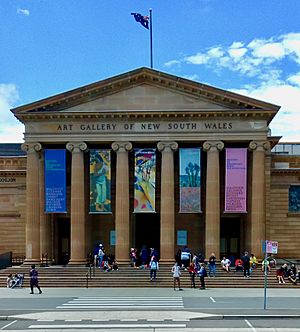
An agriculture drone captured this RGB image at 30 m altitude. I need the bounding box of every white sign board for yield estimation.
[266,240,278,254]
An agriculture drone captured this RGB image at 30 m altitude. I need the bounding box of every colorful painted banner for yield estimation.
[225,148,247,212]
[44,149,67,213]
[134,148,156,212]
[89,149,111,213]
[179,148,201,213]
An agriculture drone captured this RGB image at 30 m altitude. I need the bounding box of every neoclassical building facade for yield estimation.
[1,68,300,265]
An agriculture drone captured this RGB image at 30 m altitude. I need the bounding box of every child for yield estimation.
[188,262,196,288]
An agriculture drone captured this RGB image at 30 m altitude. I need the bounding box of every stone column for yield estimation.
[249,141,270,258]
[157,141,178,263]
[39,153,52,265]
[203,140,224,259]
[112,141,132,263]
[21,142,42,265]
[66,142,87,265]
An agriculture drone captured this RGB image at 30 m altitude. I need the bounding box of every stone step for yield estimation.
[0,265,296,288]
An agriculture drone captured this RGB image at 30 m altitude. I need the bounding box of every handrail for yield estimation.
[86,271,89,288]
[86,264,94,288]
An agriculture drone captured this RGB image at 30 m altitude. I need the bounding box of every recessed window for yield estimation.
[289,185,300,212]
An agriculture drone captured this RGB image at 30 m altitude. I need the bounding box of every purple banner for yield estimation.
[225,148,247,212]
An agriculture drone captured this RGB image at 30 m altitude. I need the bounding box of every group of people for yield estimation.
[129,246,159,269]
[173,248,208,290]
[221,252,258,277]
[129,246,160,281]
[6,273,24,288]
[93,244,119,272]
[276,263,299,285]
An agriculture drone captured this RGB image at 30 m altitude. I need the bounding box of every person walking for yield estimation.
[29,265,42,294]
[97,244,105,268]
[149,255,159,281]
[171,261,183,291]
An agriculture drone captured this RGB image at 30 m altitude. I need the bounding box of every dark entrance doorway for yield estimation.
[134,213,160,254]
[55,218,70,265]
[220,218,241,263]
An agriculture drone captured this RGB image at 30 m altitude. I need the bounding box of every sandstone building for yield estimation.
[0,68,299,265]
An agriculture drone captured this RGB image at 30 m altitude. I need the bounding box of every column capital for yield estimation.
[157,141,178,152]
[21,142,42,154]
[111,141,132,152]
[66,142,87,153]
[203,141,224,152]
[249,140,271,152]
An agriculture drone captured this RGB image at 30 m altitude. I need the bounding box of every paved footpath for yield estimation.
[0,287,300,318]
[1,288,300,331]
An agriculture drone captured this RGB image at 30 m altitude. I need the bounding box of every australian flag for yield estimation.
[131,13,149,29]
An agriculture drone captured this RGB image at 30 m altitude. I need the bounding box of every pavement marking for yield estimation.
[11,310,218,321]
[245,319,257,332]
[0,320,17,330]
[210,296,216,303]
[37,319,54,322]
[28,323,187,329]
[57,296,184,309]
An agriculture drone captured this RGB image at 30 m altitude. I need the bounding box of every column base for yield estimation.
[117,258,130,264]
[68,259,87,266]
[22,258,41,266]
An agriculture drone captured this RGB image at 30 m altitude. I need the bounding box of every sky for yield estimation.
[1,0,300,142]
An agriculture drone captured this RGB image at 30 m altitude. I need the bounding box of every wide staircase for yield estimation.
[0,264,298,288]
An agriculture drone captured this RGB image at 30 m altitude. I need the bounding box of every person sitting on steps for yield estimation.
[221,256,231,272]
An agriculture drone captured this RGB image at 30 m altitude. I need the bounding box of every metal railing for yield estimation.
[12,255,25,266]
[85,263,96,288]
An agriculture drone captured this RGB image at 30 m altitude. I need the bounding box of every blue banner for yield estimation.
[44,149,67,213]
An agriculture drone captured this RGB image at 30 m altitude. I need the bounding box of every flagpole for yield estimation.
[149,8,153,68]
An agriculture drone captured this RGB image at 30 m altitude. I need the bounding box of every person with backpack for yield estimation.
[149,255,159,281]
[97,244,105,268]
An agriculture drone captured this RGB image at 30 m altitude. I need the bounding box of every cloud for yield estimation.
[17,8,30,16]
[164,32,300,141]
[165,32,300,80]
[164,59,181,67]
[231,83,300,142]
[0,84,24,142]
[287,72,300,86]
[182,74,200,81]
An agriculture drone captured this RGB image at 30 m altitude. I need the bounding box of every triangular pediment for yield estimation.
[62,83,228,113]
[11,67,280,123]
